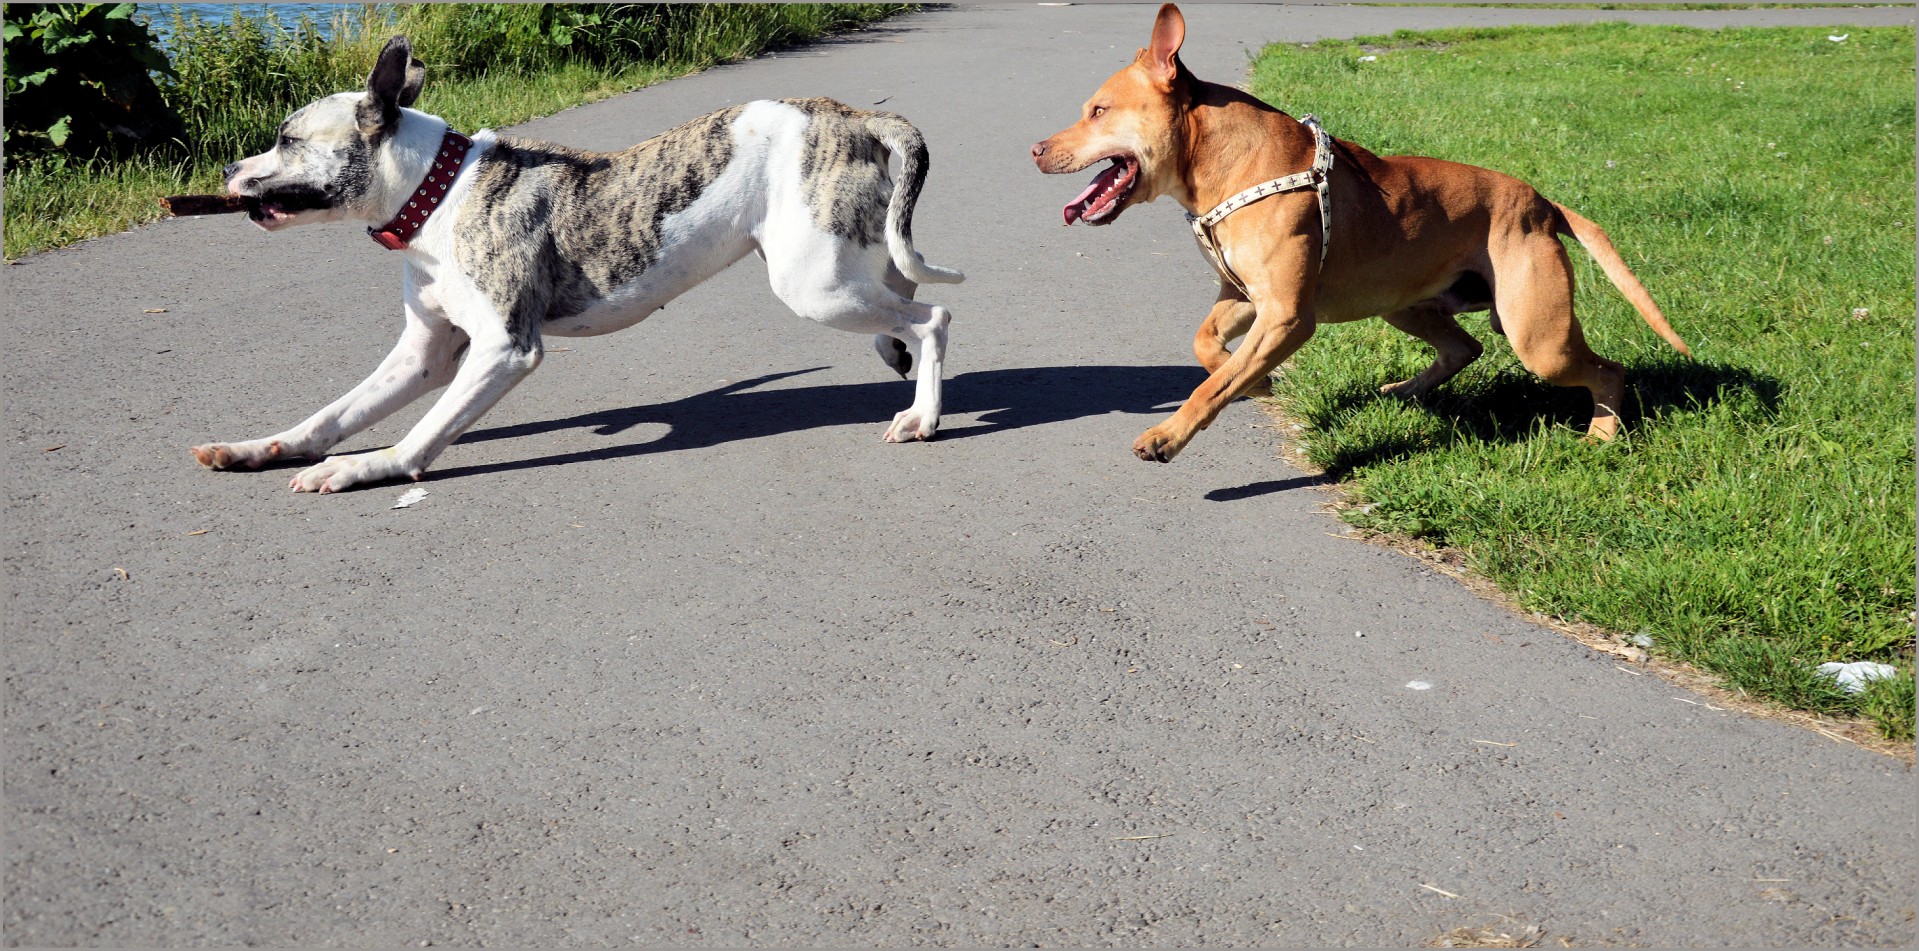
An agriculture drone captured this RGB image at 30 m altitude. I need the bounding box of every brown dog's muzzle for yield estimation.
[1031,139,1062,173]
[1033,133,1141,226]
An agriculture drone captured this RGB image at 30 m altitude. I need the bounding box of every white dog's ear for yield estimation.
[359,35,425,134]
[397,54,426,109]
[1144,3,1185,88]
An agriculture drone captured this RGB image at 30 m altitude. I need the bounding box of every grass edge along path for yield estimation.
[1257,417,1915,761]
[3,4,911,261]
[1244,22,1915,741]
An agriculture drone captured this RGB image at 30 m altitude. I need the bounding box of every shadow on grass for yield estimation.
[1307,356,1780,477]
[428,363,1207,482]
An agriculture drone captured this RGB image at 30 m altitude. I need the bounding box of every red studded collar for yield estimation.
[367,127,473,251]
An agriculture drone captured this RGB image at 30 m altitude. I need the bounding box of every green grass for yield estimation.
[1247,23,1915,740]
[1363,4,1910,10]
[3,3,909,260]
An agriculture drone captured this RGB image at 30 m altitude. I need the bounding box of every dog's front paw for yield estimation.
[1132,426,1187,463]
[883,409,938,443]
[192,438,290,470]
[290,450,414,494]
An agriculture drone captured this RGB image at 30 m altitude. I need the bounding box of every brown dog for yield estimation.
[1032,4,1689,462]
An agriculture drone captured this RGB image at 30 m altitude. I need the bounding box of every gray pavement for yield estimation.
[7,4,1915,947]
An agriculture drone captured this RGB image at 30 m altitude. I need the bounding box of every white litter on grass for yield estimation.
[392,487,429,509]
[1358,55,1378,62]
[1828,34,1849,42]
[1815,661,1899,694]
[1406,680,1433,691]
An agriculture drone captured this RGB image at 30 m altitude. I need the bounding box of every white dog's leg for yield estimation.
[795,291,950,442]
[289,324,539,493]
[882,300,950,442]
[871,266,919,378]
[192,303,467,471]
[767,245,952,442]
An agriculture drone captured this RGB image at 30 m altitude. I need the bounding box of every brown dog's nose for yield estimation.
[1031,141,1049,159]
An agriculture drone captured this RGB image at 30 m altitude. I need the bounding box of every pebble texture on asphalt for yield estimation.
[6,4,1913,946]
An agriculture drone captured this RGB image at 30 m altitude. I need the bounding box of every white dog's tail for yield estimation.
[869,115,965,285]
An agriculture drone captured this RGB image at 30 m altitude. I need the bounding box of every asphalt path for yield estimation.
[7,3,1914,947]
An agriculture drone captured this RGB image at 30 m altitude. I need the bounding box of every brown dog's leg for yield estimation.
[1138,304,1315,462]
[1378,302,1484,400]
[1193,296,1262,393]
[1492,234,1626,441]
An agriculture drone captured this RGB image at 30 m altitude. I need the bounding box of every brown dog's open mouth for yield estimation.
[1063,155,1139,226]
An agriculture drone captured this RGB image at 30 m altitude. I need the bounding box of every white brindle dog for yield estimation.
[194,36,963,493]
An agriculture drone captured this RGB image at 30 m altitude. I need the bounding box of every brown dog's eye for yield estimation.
[1092,106,1107,118]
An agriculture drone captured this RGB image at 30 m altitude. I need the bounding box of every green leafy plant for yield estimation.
[2,3,181,161]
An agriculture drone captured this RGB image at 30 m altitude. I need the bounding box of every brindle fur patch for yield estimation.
[786,97,902,248]
[455,105,745,346]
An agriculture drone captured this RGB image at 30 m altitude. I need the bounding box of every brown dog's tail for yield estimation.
[1551,201,1691,357]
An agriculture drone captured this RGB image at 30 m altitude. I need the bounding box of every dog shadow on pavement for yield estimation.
[1302,356,1780,478]
[431,363,1211,482]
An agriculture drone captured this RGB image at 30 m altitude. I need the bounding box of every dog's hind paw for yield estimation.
[883,409,938,443]
[874,334,912,378]
[1378,378,1420,400]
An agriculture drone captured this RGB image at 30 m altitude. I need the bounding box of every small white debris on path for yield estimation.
[1406,680,1433,691]
[392,487,429,509]
[1815,661,1898,694]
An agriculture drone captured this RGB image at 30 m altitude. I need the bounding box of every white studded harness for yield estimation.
[1185,115,1333,296]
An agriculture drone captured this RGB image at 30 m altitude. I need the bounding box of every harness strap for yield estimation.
[1186,115,1334,295]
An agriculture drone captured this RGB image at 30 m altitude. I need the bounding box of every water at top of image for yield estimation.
[139,3,372,44]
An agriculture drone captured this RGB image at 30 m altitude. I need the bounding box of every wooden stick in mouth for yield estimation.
[159,194,251,216]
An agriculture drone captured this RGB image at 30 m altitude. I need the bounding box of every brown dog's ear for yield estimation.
[358,35,424,134]
[1144,3,1186,88]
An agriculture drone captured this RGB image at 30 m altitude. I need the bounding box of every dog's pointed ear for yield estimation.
[1144,3,1186,88]
[359,35,424,134]
[397,53,426,108]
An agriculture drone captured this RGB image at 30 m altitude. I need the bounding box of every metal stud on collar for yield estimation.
[368,127,473,251]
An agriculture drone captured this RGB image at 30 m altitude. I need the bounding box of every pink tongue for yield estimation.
[1063,164,1122,225]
